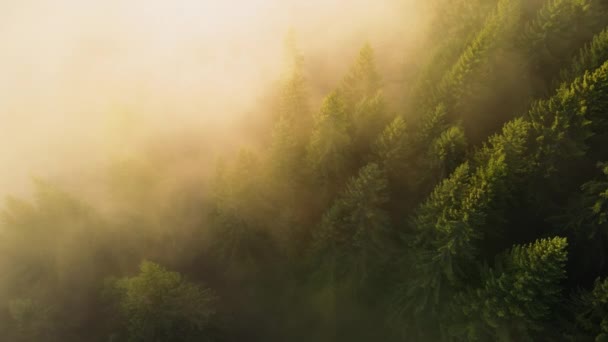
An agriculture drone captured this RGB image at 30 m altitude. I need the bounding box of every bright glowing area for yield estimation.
[2,1,608,340]
[0,0,424,197]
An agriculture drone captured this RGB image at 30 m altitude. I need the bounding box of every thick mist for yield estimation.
[0,0,429,199]
[4,0,608,341]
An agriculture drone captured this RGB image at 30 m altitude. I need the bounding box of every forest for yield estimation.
[3,0,608,341]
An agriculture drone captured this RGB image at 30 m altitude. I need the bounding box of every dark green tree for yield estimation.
[311,163,391,286]
[307,90,352,188]
[572,277,608,341]
[450,237,568,341]
[107,261,220,342]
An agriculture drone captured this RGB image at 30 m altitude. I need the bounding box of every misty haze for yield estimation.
[2,0,608,341]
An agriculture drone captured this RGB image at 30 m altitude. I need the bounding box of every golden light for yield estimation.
[0,0,425,197]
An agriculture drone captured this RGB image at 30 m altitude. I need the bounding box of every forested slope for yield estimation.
[2,0,608,341]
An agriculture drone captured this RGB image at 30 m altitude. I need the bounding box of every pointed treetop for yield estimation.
[342,42,382,102]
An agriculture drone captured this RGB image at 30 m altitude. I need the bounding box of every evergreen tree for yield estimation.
[434,0,523,115]
[450,237,568,341]
[279,29,310,138]
[5,1,608,340]
[7,298,55,342]
[554,162,608,282]
[107,261,220,342]
[350,90,391,162]
[208,151,275,271]
[394,118,531,321]
[269,116,301,183]
[340,44,390,164]
[408,0,501,110]
[373,116,410,182]
[311,163,391,286]
[560,28,608,86]
[341,43,382,108]
[522,0,608,94]
[426,124,468,187]
[0,181,110,340]
[573,277,608,341]
[307,90,352,188]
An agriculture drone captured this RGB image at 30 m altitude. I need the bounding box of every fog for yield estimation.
[5,0,608,340]
[0,0,429,199]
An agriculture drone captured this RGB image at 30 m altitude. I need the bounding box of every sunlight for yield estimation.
[2,0,608,340]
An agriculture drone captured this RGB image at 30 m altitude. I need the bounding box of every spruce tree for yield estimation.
[341,43,382,108]
[560,28,608,86]
[279,29,310,138]
[307,90,352,188]
[107,261,220,342]
[450,237,568,341]
[573,277,608,341]
[311,163,391,286]
[208,150,275,270]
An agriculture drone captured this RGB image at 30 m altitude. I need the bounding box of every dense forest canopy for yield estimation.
[3,0,608,341]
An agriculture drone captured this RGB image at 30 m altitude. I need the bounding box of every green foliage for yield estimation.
[7,298,55,342]
[451,237,568,341]
[428,124,468,180]
[528,60,608,175]
[108,261,220,342]
[338,44,390,165]
[435,0,523,112]
[574,278,608,341]
[563,162,608,238]
[269,116,302,182]
[396,118,531,315]
[561,28,608,85]
[523,0,608,89]
[581,163,608,225]
[208,151,275,268]
[279,29,310,135]
[416,103,449,145]
[307,91,352,185]
[0,181,111,340]
[409,0,500,109]
[350,90,391,159]
[373,116,410,179]
[341,43,381,107]
[5,3,608,341]
[312,163,390,285]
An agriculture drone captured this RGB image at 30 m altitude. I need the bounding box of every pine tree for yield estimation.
[406,0,526,194]
[341,43,381,108]
[554,162,608,281]
[373,116,410,181]
[0,181,108,341]
[269,115,302,186]
[435,0,523,114]
[340,43,389,164]
[399,118,531,313]
[208,150,275,270]
[528,61,608,175]
[390,59,608,339]
[311,163,391,286]
[522,0,608,93]
[427,125,468,185]
[560,28,608,86]
[573,277,608,341]
[279,29,310,137]
[450,237,568,341]
[415,104,449,145]
[307,90,352,187]
[7,298,55,342]
[107,261,220,342]
[350,90,391,162]
[408,0,501,111]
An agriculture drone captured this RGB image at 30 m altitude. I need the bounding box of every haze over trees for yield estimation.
[3,0,608,341]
